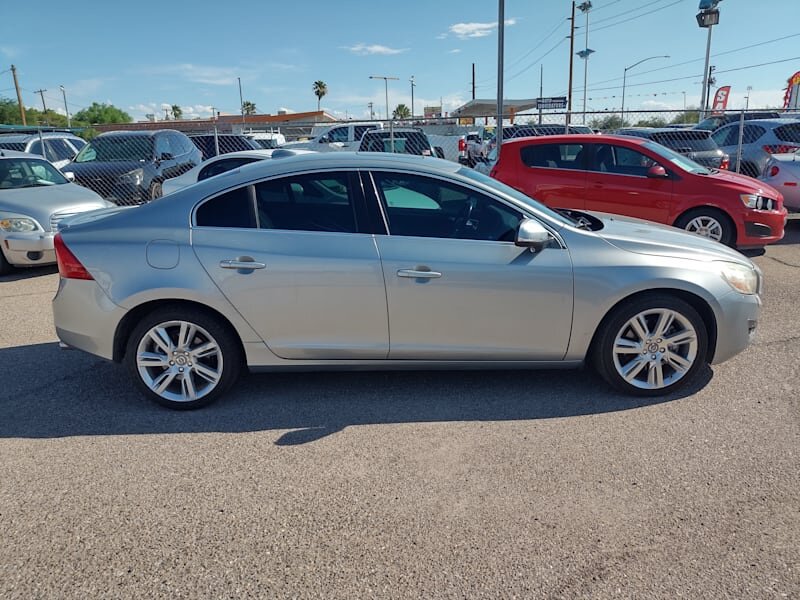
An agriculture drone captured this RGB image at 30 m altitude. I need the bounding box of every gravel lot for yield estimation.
[1,223,798,599]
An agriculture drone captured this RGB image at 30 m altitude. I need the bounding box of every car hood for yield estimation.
[1,183,109,223]
[62,160,148,178]
[592,212,752,266]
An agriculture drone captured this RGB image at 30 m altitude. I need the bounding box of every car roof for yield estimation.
[0,149,47,159]
[98,129,178,138]
[201,149,277,162]
[501,133,645,146]
[0,132,83,142]
[716,118,800,129]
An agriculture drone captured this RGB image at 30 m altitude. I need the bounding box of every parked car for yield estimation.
[0,132,86,169]
[508,124,595,138]
[760,149,800,211]
[489,134,786,248]
[53,152,763,409]
[62,129,202,204]
[283,122,381,152]
[162,149,315,195]
[358,128,443,158]
[0,150,111,274]
[694,111,781,132]
[244,131,286,149]
[613,128,729,170]
[188,134,261,160]
[710,118,800,178]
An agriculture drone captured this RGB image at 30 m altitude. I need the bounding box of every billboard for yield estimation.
[784,71,800,110]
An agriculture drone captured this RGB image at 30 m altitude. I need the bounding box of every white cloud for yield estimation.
[0,45,20,59]
[344,43,408,56]
[448,49,462,54]
[127,102,215,121]
[145,63,245,86]
[448,18,517,40]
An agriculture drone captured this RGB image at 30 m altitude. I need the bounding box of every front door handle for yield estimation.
[220,258,266,270]
[397,269,442,279]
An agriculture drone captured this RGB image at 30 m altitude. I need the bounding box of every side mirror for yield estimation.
[515,218,551,252]
[646,165,668,178]
[318,136,330,143]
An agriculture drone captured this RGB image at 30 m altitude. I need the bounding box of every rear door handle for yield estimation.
[220,259,266,270]
[397,269,442,279]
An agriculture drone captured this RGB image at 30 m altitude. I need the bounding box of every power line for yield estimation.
[592,0,688,33]
[507,37,568,83]
[590,0,671,25]
[506,19,568,70]
[590,0,626,12]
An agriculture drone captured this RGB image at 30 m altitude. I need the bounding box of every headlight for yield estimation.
[0,217,40,233]
[740,194,775,211]
[720,262,759,295]
[118,169,144,186]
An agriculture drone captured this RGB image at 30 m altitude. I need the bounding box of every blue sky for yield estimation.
[1,0,798,122]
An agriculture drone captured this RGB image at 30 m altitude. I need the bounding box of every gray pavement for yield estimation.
[0,223,798,599]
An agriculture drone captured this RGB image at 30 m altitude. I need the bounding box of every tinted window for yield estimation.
[198,157,261,182]
[360,132,432,155]
[0,142,26,152]
[68,137,87,151]
[742,125,766,144]
[774,123,800,143]
[650,132,717,152]
[327,127,349,143]
[28,140,44,156]
[354,125,375,140]
[520,143,586,170]
[711,126,737,147]
[195,186,255,228]
[373,172,522,241]
[45,139,77,161]
[75,136,154,162]
[591,144,657,176]
[254,172,357,233]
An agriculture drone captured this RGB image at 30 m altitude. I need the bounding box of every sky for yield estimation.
[1,0,798,122]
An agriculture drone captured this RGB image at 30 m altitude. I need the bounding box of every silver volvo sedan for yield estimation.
[52,153,762,409]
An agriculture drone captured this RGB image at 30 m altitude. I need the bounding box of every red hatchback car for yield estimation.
[490,134,786,248]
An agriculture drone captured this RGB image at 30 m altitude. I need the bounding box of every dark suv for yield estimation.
[188,134,261,160]
[62,129,202,204]
[694,111,781,132]
[613,127,729,170]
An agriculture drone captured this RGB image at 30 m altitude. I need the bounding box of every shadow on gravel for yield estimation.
[0,265,58,282]
[0,342,712,444]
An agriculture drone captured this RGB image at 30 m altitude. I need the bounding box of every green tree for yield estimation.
[634,116,668,128]
[72,102,132,125]
[670,109,700,125]
[588,114,626,131]
[242,100,257,115]
[313,80,327,111]
[392,103,411,120]
[171,104,183,120]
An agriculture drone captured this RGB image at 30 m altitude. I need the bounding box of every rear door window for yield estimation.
[519,143,586,170]
[589,144,658,176]
[195,186,256,228]
[198,157,262,182]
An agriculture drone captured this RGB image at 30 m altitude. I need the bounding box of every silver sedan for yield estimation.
[52,153,762,409]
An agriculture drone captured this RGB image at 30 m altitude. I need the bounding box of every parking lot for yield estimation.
[0,223,798,598]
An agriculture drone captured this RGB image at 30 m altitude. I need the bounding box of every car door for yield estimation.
[191,170,389,359]
[367,170,573,360]
[581,142,673,223]
[513,141,588,210]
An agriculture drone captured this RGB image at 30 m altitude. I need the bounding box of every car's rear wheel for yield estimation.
[594,294,708,396]
[125,307,242,409]
[674,208,735,247]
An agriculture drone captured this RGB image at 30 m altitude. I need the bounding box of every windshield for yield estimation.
[0,157,69,188]
[457,167,577,228]
[75,136,154,163]
[650,132,717,152]
[642,140,711,174]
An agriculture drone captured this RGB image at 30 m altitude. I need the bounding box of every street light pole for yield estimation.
[621,55,669,125]
[59,85,71,128]
[577,1,593,124]
[496,0,505,146]
[696,1,722,119]
[369,75,398,121]
[409,75,415,120]
[238,76,245,125]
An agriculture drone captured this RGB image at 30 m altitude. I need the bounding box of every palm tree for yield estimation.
[242,101,257,116]
[313,81,328,111]
[392,103,411,120]
[170,104,183,120]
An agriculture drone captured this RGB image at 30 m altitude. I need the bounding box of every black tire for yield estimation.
[593,294,709,397]
[674,207,736,247]
[149,181,163,201]
[0,248,13,276]
[125,306,242,410]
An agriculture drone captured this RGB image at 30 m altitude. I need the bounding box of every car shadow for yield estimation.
[0,342,712,444]
[0,265,58,281]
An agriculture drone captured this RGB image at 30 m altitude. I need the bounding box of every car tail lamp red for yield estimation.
[458,138,466,153]
[769,165,780,177]
[720,155,730,170]
[763,144,800,155]
[54,233,93,280]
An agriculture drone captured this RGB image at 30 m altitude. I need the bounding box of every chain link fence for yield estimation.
[3,108,798,205]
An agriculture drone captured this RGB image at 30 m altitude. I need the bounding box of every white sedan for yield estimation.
[162,149,313,195]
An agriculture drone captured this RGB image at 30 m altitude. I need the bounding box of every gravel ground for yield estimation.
[0,223,798,599]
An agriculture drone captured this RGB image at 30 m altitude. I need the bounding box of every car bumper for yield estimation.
[53,278,125,361]
[1,232,56,266]
[738,208,787,247]
[711,290,761,364]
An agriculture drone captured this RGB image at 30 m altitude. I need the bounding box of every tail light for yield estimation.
[54,233,93,280]
[762,144,800,154]
[769,165,780,177]
[719,154,730,170]
[458,138,466,153]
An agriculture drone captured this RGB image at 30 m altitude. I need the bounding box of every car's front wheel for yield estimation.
[674,207,735,247]
[125,307,242,409]
[594,294,709,396]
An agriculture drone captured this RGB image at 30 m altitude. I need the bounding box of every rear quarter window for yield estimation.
[774,123,800,143]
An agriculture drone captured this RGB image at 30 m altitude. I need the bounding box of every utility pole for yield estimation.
[369,75,398,122]
[539,65,544,125]
[368,102,374,120]
[238,76,245,124]
[409,76,416,120]
[496,0,505,146]
[11,65,26,125]
[567,0,576,125]
[471,63,476,100]
[577,1,594,124]
[34,88,48,113]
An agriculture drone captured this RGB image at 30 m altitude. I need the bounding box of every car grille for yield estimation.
[50,211,82,232]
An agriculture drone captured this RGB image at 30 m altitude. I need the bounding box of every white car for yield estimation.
[162,149,313,195]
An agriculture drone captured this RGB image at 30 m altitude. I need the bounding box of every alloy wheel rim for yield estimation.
[612,308,698,390]
[685,216,723,241]
[136,320,223,402]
